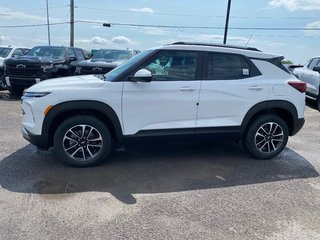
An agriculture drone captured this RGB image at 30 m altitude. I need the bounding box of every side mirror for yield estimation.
[313,66,320,73]
[129,69,152,82]
[68,56,77,62]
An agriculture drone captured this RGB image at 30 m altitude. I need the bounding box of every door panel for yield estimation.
[122,50,201,135]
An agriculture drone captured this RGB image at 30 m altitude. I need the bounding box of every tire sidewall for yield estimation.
[244,115,289,159]
[54,115,111,167]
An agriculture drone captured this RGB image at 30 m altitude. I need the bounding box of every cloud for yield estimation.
[129,8,154,14]
[112,36,132,44]
[268,0,320,11]
[304,21,320,36]
[0,35,8,43]
[75,36,110,45]
[141,27,168,36]
[0,7,59,21]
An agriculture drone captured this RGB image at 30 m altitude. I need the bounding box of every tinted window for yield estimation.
[74,49,85,61]
[0,47,12,58]
[26,47,65,59]
[66,48,76,58]
[207,53,250,80]
[12,49,24,56]
[307,58,320,70]
[143,50,198,81]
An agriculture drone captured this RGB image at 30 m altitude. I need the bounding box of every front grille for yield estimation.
[80,66,114,75]
[6,63,43,78]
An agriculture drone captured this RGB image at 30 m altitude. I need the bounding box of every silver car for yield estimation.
[293,56,320,111]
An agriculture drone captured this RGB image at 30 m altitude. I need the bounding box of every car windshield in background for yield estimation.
[0,47,12,58]
[92,49,132,61]
[105,50,152,82]
[26,47,65,59]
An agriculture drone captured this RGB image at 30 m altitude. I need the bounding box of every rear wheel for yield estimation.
[243,114,289,159]
[316,94,320,111]
[54,115,111,167]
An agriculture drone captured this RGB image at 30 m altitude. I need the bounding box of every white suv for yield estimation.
[21,42,306,167]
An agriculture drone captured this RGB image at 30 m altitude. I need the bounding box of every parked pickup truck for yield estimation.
[0,46,30,90]
[4,46,85,95]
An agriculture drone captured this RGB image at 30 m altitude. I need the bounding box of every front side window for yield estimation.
[307,58,319,70]
[207,53,251,80]
[74,49,85,61]
[143,50,198,81]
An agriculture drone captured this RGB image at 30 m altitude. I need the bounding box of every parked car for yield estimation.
[293,56,320,110]
[21,42,306,167]
[75,49,140,75]
[4,46,85,95]
[0,46,30,90]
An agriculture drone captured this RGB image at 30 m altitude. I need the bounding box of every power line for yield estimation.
[1,20,320,32]
[75,6,320,20]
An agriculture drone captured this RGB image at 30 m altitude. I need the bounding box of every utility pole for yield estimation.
[223,0,232,44]
[46,0,51,45]
[70,0,74,47]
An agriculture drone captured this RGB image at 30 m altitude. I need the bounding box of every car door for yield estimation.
[122,50,201,135]
[196,52,268,129]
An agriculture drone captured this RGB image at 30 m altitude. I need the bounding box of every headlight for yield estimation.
[41,64,54,72]
[22,92,51,99]
[75,66,81,74]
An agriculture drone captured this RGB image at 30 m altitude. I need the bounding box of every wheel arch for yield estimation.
[42,100,123,149]
[241,100,299,136]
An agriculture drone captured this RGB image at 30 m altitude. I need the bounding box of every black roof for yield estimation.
[169,42,261,52]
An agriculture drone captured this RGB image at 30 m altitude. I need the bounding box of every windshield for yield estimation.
[105,50,153,82]
[92,49,132,61]
[0,47,12,58]
[26,46,65,59]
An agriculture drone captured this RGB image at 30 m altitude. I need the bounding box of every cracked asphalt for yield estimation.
[0,90,320,240]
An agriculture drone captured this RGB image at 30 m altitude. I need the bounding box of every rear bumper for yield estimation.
[291,118,305,136]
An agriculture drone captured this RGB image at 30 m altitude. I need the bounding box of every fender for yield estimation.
[241,100,300,135]
[42,100,123,148]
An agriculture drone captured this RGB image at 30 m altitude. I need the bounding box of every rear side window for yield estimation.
[206,53,251,80]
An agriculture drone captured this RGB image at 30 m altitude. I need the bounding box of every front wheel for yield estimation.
[54,115,111,167]
[243,115,289,159]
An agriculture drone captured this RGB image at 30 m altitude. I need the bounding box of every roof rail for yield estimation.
[169,42,261,52]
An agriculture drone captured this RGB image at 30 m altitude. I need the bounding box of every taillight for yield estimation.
[288,81,306,93]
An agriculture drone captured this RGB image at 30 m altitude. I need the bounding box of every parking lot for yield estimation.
[0,90,320,240]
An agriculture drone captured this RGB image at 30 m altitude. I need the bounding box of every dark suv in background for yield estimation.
[4,46,85,95]
[75,49,140,75]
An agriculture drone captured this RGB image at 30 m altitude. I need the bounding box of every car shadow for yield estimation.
[0,142,318,204]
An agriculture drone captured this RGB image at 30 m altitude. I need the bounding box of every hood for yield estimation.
[6,55,65,64]
[26,75,106,92]
[77,59,126,67]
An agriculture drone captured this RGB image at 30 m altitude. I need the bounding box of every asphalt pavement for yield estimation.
[0,91,319,240]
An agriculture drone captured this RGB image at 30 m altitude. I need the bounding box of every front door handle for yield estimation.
[180,86,195,92]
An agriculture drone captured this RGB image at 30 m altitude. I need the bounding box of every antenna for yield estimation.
[245,34,253,47]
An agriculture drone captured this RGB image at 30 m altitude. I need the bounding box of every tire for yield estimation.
[7,86,24,96]
[243,114,289,159]
[54,115,112,167]
[316,94,320,112]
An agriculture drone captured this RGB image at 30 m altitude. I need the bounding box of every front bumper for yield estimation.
[21,126,50,150]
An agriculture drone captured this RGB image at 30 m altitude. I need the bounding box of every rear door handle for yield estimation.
[180,86,195,92]
[249,86,263,91]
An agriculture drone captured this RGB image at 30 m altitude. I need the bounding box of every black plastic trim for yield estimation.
[39,100,123,149]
